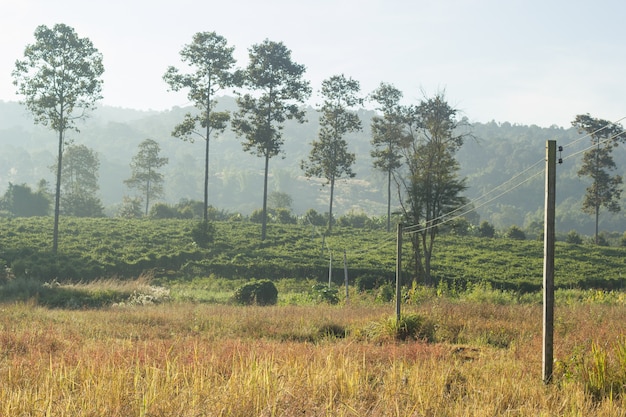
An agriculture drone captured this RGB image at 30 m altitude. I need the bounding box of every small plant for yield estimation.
[366,313,436,342]
[310,284,339,304]
[232,280,278,306]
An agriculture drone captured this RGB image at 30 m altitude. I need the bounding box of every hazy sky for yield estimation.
[1,0,624,128]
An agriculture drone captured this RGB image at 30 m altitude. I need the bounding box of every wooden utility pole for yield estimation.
[543,140,557,384]
[396,223,403,323]
[343,250,349,301]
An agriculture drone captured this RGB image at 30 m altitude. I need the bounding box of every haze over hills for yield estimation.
[1,98,626,236]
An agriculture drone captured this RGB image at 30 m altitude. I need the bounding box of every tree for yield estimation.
[268,191,293,210]
[572,114,626,244]
[232,39,311,240]
[0,183,50,217]
[369,82,408,232]
[398,93,469,285]
[301,74,361,233]
[163,32,237,222]
[125,139,168,216]
[55,144,104,217]
[12,23,104,252]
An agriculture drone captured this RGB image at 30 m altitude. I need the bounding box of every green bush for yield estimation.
[232,280,278,306]
[506,225,526,240]
[310,284,339,304]
[566,230,583,245]
[478,221,495,238]
[191,220,215,248]
[355,273,381,292]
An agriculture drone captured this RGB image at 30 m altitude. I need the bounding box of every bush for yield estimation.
[149,203,178,219]
[506,225,526,240]
[355,274,381,292]
[310,284,339,304]
[191,220,215,248]
[232,280,278,306]
[566,230,583,245]
[478,221,495,238]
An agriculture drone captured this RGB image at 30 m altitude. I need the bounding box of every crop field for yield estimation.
[2,217,626,415]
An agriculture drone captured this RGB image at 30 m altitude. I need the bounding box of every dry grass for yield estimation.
[1,300,626,416]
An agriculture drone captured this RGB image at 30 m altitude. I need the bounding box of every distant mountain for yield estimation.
[1,98,625,235]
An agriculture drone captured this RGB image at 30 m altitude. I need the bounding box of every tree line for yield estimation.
[9,24,626,285]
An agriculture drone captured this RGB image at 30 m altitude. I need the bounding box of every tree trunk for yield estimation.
[204,91,211,222]
[328,176,335,233]
[261,152,269,241]
[52,127,63,254]
[386,168,391,232]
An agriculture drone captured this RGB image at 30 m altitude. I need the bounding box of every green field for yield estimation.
[1,217,625,291]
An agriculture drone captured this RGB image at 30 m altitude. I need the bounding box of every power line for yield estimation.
[562,129,626,163]
[402,157,545,233]
[561,116,626,151]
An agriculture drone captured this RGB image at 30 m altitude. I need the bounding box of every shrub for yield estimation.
[478,221,495,238]
[566,230,583,245]
[337,212,370,229]
[274,208,297,224]
[310,284,339,304]
[232,280,278,306]
[506,225,526,240]
[149,203,178,219]
[191,220,215,248]
[376,283,395,302]
[355,274,381,292]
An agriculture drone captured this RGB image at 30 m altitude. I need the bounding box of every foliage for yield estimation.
[232,39,311,240]
[12,23,104,253]
[355,273,382,292]
[399,93,470,285]
[572,114,626,244]
[163,31,237,221]
[52,144,104,217]
[366,313,436,342]
[191,220,215,248]
[310,284,339,304]
[369,82,407,232]
[478,220,495,238]
[301,208,326,227]
[505,225,526,240]
[0,183,50,217]
[125,139,168,216]
[301,74,361,232]
[566,230,583,244]
[232,279,278,306]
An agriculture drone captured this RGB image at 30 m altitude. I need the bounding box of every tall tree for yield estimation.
[572,114,626,244]
[232,39,311,240]
[369,82,408,232]
[55,144,104,217]
[163,32,237,222]
[124,139,169,216]
[301,74,361,233]
[0,183,50,217]
[398,93,469,285]
[12,23,104,252]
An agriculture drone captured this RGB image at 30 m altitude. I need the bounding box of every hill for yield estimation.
[1,98,626,235]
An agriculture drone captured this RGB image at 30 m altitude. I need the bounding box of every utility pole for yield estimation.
[543,140,557,384]
[396,223,403,323]
[343,250,349,301]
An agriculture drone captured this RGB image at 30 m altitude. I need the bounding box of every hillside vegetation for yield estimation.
[3,100,626,235]
[1,217,625,296]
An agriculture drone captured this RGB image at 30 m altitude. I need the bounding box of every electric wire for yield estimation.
[404,168,545,236]
[562,129,626,162]
[561,116,626,151]
[402,157,545,233]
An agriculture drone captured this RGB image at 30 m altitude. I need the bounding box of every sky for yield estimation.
[1,0,624,128]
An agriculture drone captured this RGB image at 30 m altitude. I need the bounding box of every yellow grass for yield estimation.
[1,300,626,416]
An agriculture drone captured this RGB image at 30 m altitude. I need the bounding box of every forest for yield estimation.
[1,98,624,237]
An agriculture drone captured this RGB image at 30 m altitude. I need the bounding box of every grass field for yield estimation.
[2,286,626,416]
